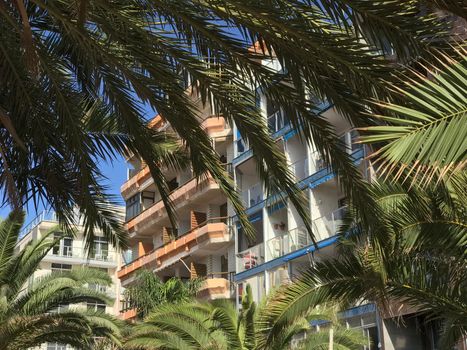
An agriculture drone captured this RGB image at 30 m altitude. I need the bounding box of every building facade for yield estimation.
[117,52,461,348]
[117,88,236,320]
[16,210,123,350]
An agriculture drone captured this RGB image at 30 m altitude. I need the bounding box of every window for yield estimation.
[266,99,289,134]
[125,194,141,220]
[91,237,109,261]
[87,301,106,312]
[52,233,73,257]
[51,263,72,273]
[88,268,108,293]
[50,303,69,314]
[47,343,67,350]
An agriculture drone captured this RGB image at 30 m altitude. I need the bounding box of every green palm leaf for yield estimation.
[361,49,467,186]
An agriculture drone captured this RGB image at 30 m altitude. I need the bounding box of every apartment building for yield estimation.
[230,78,377,348]
[117,45,459,346]
[117,91,236,320]
[16,210,123,350]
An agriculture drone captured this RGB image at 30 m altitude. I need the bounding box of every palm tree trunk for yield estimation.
[329,327,334,350]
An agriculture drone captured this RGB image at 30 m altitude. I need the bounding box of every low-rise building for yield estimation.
[16,210,123,350]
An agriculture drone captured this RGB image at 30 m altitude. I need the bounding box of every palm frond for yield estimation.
[361,48,467,186]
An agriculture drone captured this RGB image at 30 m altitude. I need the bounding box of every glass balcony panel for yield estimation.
[266,226,312,262]
[235,138,249,156]
[312,206,347,241]
[267,110,289,134]
[289,158,309,181]
[241,183,263,208]
[236,243,265,273]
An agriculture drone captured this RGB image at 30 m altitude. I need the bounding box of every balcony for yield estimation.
[236,242,265,273]
[43,246,118,267]
[118,218,230,280]
[198,272,234,300]
[241,183,263,208]
[200,115,227,134]
[266,226,313,260]
[120,299,137,320]
[311,206,347,242]
[289,158,309,182]
[268,109,291,137]
[121,167,151,200]
[236,206,347,272]
[122,116,227,199]
[125,175,220,234]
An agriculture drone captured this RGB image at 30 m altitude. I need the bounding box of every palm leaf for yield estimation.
[361,48,467,186]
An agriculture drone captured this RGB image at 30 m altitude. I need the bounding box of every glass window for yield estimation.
[52,233,73,257]
[125,194,140,220]
[51,263,72,273]
[87,301,106,312]
[91,237,109,261]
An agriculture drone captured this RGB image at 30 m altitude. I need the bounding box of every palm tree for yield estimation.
[123,269,203,319]
[125,284,366,349]
[0,210,122,350]
[361,48,467,186]
[261,177,467,348]
[0,1,459,247]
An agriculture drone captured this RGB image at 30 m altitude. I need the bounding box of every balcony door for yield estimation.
[91,237,109,260]
[52,233,73,257]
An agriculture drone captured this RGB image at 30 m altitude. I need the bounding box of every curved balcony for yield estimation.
[125,175,220,234]
[201,115,227,134]
[198,273,234,300]
[118,218,230,280]
[121,167,151,200]
[121,116,227,199]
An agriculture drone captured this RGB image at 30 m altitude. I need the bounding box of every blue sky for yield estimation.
[0,156,128,224]
[0,100,156,225]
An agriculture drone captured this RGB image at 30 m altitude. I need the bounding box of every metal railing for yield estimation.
[266,226,312,260]
[120,216,230,269]
[19,210,57,241]
[235,138,249,157]
[311,206,347,242]
[48,246,117,263]
[237,207,348,269]
[236,242,265,273]
[289,158,309,181]
[241,183,263,208]
[120,298,136,314]
[267,109,289,134]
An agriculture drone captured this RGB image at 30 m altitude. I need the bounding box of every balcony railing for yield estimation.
[236,206,347,271]
[241,183,263,208]
[267,109,290,134]
[19,210,57,240]
[266,226,312,260]
[312,206,347,241]
[235,138,249,157]
[289,158,309,181]
[119,217,230,278]
[48,247,116,263]
[236,242,265,273]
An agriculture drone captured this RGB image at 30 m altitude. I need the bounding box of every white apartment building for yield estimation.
[16,210,123,350]
[117,47,458,347]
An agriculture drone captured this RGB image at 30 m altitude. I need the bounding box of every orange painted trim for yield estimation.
[148,114,164,129]
[125,175,218,232]
[118,222,228,280]
[198,278,230,299]
[201,116,226,134]
[121,116,226,199]
[120,166,151,199]
[121,308,137,320]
